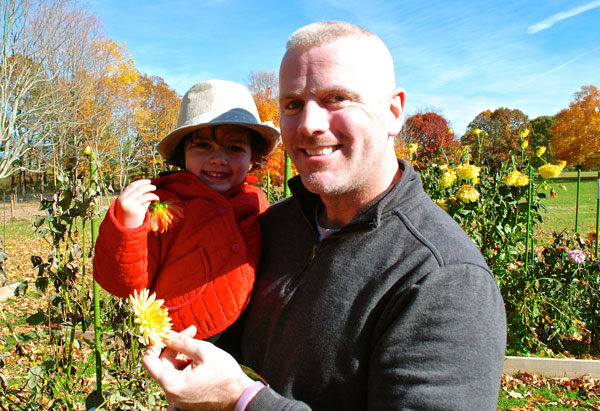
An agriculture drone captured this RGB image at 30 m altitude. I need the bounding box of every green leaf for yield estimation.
[14,281,28,296]
[35,277,48,294]
[26,309,46,325]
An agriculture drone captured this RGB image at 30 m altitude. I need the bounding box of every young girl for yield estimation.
[93,79,279,340]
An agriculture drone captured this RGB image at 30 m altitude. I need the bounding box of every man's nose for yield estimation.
[297,100,328,136]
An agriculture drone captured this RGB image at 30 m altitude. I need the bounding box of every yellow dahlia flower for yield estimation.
[434,198,447,211]
[129,289,172,349]
[440,169,457,188]
[456,164,481,180]
[473,128,481,136]
[504,170,529,187]
[536,146,547,157]
[538,164,563,179]
[149,199,184,234]
[558,160,567,170]
[519,129,530,139]
[457,184,480,202]
[521,140,529,149]
[407,143,418,155]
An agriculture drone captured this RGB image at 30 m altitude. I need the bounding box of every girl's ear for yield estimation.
[387,86,405,138]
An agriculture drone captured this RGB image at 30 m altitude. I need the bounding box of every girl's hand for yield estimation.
[115,179,160,228]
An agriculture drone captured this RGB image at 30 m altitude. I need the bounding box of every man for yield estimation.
[143,21,507,410]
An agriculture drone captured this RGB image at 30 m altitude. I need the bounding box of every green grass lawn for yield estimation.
[538,170,599,238]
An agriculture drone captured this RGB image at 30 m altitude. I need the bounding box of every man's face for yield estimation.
[279,38,403,200]
[184,125,252,193]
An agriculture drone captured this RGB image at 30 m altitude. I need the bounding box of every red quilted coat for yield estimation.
[93,171,268,340]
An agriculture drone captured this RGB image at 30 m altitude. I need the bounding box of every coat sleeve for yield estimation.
[93,199,160,298]
[367,263,506,411]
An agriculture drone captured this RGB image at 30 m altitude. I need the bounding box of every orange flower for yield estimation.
[149,199,184,234]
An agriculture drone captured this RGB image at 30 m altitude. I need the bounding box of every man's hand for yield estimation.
[115,179,159,228]
[143,326,254,411]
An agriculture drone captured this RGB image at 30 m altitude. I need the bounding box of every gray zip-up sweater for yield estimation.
[243,160,506,410]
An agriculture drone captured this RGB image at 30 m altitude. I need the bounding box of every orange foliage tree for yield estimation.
[551,85,600,169]
[245,70,294,185]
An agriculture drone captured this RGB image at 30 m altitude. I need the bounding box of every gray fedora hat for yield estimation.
[157,79,280,162]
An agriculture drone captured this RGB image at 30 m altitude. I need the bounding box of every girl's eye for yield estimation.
[229,145,247,152]
[191,141,211,150]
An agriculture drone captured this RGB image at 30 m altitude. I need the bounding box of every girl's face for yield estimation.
[184,125,253,193]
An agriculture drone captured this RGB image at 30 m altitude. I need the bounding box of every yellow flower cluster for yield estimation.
[457,184,480,202]
[456,164,481,181]
[536,146,547,157]
[407,143,418,155]
[129,289,172,349]
[434,198,447,211]
[440,168,457,188]
[538,161,566,179]
[503,170,529,187]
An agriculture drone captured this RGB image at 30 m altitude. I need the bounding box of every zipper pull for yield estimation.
[307,244,318,264]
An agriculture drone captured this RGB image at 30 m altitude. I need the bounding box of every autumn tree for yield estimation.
[399,112,459,165]
[551,85,600,169]
[530,116,555,151]
[461,107,529,169]
[0,0,102,182]
[245,70,293,184]
[133,74,180,176]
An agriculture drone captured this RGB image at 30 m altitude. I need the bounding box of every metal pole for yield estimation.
[575,169,581,232]
[284,151,292,198]
[595,171,599,259]
[266,171,271,205]
[2,192,5,246]
[525,166,533,271]
[88,150,103,406]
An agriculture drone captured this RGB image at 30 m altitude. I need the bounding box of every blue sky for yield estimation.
[89,0,600,135]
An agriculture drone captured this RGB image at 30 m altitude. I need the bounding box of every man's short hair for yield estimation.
[286,21,379,50]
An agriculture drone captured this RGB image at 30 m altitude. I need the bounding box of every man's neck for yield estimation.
[318,165,402,229]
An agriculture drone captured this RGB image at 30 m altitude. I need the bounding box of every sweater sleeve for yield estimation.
[93,199,159,298]
[367,263,506,410]
[247,387,311,411]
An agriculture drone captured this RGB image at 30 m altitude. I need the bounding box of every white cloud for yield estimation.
[528,0,600,33]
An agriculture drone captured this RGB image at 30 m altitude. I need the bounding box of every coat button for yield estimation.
[231,243,241,252]
[217,206,227,215]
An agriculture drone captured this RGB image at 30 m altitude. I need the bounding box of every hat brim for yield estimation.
[157,110,281,163]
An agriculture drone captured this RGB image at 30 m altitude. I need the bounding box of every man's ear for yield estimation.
[387,87,405,138]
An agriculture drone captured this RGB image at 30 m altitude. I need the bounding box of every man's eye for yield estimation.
[285,100,303,111]
[332,95,346,103]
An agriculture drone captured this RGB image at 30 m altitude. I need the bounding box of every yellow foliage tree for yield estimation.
[133,75,181,176]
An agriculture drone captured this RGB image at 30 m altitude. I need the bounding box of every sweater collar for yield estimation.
[290,159,423,232]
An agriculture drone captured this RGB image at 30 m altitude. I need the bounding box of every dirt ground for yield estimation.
[1,198,45,220]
